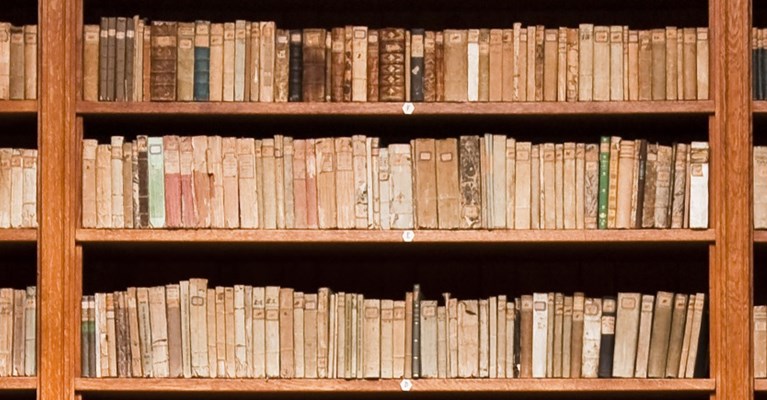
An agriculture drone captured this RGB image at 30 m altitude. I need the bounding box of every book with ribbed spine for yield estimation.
[193,21,210,101]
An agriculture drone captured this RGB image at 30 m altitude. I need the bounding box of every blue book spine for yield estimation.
[194,47,210,101]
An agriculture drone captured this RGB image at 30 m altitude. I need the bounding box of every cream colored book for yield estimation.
[458,300,479,377]
[362,299,380,378]
[259,22,275,102]
[555,145,564,229]
[251,287,265,378]
[613,293,641,377]
[578,24,594,101]
[420,300,438,377]
[207,136,225,228]
[531,145,540,229]
[628,30,639,100]
[317,288,330,378]
[514,142,532,228]
[616,140,635,229]
[274,136,285,229]
[237,138,258,228]
[526,26,537,102]
[352,135,368,229]
[592,26,610,101]
[543,29,557,101]
[553,293,564,377]
[581,297,602,378]
[496,295,507,378]
[380,299,394,378]
[557,27,567,101]
[187,279,208,378]
[633,294,655,377]
[546,293,555,377]
[80,141,97,228]
[177,22,195,101]
[696,28,709,99]
[506,300,517,378]
[542,143,556,229]
[264,286,280,378]
[278,288,294,378]
[677,294,696,377]
[366,137,379,229]
[389,144,414,229]
[283,137,295,229]
[352,27,367,101]
[437,305,447,377]
[609,26,624,100]
[233,20,246,101]
[532,293,548,378]
[224,288,235,378]
[516,25,528,101]
[684,293,705,378]
[327,293,337,378]
[562,143,576,229]
[233,285,247,378]
[222,23,236,101]
[689,142,709,229]
[148,287,169,377]
[756,306,767,378]
[562,296,573,377]
[291,292,304,378]
[302,294,317,378]
[467,29,479,101]
[503,28,515,101]
[665,27,678,100]
[478,299,489,377]
[445,295,458,378]
[392,299,406,378]
[334,137,354,229]
[214,288,225,377]
[222,138,240,228]
[489,297,497,378]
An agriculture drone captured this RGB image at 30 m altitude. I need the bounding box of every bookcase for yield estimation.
[20,1,752,400]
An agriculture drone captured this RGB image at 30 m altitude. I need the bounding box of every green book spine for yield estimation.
[597,136,610,229]
[148,137,166,228]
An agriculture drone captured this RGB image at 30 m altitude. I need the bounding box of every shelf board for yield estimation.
[754,230,767,243]
[74,378,715,394]
[0,377,36,390]
[76,100,715,117]
[756,379,767,391]
[0,229,36,242]
[75,229,715,244]
[0,100,37,115]
[754,101,767,113]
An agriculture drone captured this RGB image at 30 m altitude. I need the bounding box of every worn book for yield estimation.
[150,22,177,101]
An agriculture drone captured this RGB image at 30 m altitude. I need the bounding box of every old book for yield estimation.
[18,25,33,98]
[519,295,533,377]
[676,29,683,99]
[302,29,326,102]
[360,299,380,378]
[664,27,678,100]
[0,23,10,100]
[234,286,247,377]
[379,28,405,101]
[465,29,479,101]
[20,150,35,228]
[22,287,34,377]
[343,26,353,102]
[664,293,688,377]
[368,30,380,101]
[223,24,237,101]
[647,291,674,377]
[435,32,445,101]
[478,29,490,101]
[214,288,225,376]
[689,142,709,229]
[252,287,265,378]
[190,136,210,227]
[81,140,97,227]
[532,26,544,101]
[578,24,594,101]
[458,300,479,377]
[389,144,414,229]
[444,30,468,101]
[559,142,575,228]
[597,297,616,378]
[115,293,131,377]
[0,289,12,376]
[654,145,673,228]
[186,279,208,377]
[291,140,307,228]
[121,143,133,229]
[561,296,573,377]
[148,286,169,377]
[756,306,767,378]
[651,29,666,100]
[479,299,489,378]
[278,288,294,378]
[574,143,586,228]
[11,290,24,376]
[552,294,564,377]
[0,149,9,228]
[637,30,652,100]
[222,138,240,228]
[113,18,127,101]
[136,288,152,377]
[161,136,180,228]
[235,138,256,228]
[274,30,289,102]
[505,138,517,229]
[374,299,391,378]
[233,22,247,101]
[615,140,634,228]
[264,286,280,378]
[611,293,641,377]
[564,28,578,101]
[302,293,317,378]
[531,145,541,229]
[142,23,151,101]
[95,144,111,228]
[9,150,21,228]
[678,295,696,377]
[83,25,100,101]
[208,23,223,101]
[247,23,260,101]
[259,138,276,229]
[609,26,624,100]
[176,22,194,101]
[305,139,319,228]
[490,135,507,228]
[480,136,491,228]
[410,28,425,102]
[501,28,514,101]
[554,28,567,101]
[627,30,639,100]
[542,143,556,228]
[606,137,621,228]
[81,297,91,377]
[317,288,330,378]
[640,144,658,227]
[259,22,275,102]
[581,297,602,378]
[334,137,354,229]
[684,293,706,378]
[150,22,177,101]
[592,26,609,101]
[459,136,481,228]
[412,138,437,228]
[634,294,655,377]
[681,28,697,99]
[109,137,124,228]
[526,26,537,101]
[223,288,235,377]
[542,29,557,101]
[517,25,529,101]
[288,30,302,102]
[696,28,709,99]
[514,142,532,229]
[206,136,224,228]
[7,26,23,100]
[166,285,182,377]
[670,143,688,228]
[432,138,458,229]
[447,296,459,378]
[315,138,337,229]
[595,138,609,229]
[349,135,367,229]
[193,21,210,101]
[330,28,344,101]
[485,29,503,101]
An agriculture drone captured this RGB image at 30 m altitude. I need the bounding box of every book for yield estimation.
[647,291,674,377]
[597,297,616,377]
[150,22,177,101]
[613,293,641,377]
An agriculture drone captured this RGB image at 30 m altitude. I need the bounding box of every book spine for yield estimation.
[411,29,425,102]
[193,21,211,101]
[597,137,610,229]
[597,297,616,377]
[289,30,302,102]
[150,22,178,101]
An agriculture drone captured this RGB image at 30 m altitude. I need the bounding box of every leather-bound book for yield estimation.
[11,290,24,376]
[114,18,127,101]
[81,297,91,377]
[302,29,326,102]
[367,30,379,101]
[533,26,544,101]
[142,24,151,101]
[193,21,210,101]
[362,299,381,378]
[640,143,658,227]
[275,30,290,102]
[596,137,610,229]
[435,32,445,101]
[163,136,182,228]
[597,297,616,377]
[209,23,223,101]
[135,136,149,227]
[578,24,594,101]
[104,19,116,101]
[519,295,533,378]
[637,30,652,100]
[208,136,225,228]
[653,145,672,228]
[176,22,194,101]
[96,19,108,101]
[379,28,406,101]
[288,30,302,102]
[606,136,620,228]
[531,293,547,378]
[459,135,481,228]
[647,291,673,377]
[150,21,178,101]
[670,143,688,228]
[0,24,10,100]
[83,25,99,101]
[343,26,353,101]
[330,28,344,101]
[115,292,131,377]
[120,143,132,229]
[411,29,425,101]
[414,138,437,228]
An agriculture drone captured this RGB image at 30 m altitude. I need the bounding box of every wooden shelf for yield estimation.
[0,100,37,115]
[76,100,715,117]
[75,229,715,244]
[0,229,36,242]
[0,377,36,391]
[754,230,767,243]
[754,101,767,113]
[755,379,767,392]
[74,378,715,394]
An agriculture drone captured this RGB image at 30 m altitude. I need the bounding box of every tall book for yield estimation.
[193,21,211,101]
[578,24,594,101]
[379,28,406,101]
[150,22,178,101]
[597,297,616,378]
[581,297,602,378]
[647,291,674,377]
[612,293,641,377]
[444,30,468,101]
[414,138,437,228]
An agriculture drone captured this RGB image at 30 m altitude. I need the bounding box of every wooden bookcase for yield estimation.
[16,1,752,400]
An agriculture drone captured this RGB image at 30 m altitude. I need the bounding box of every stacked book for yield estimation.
[80,281,706,379]
[0,24,36,100]
[753,28,767,100]
[0,287,37,377]
[81,135,709,230]
[0,148,38,228]
[83,18,710,103]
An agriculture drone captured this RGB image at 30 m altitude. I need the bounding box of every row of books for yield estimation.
[0,149,38,229]
[80,135,709,230]
[0,287,37,377]
[83,18,710,103]
[753,28,767,100]
[0,24,36,100]
[80,281,706,379]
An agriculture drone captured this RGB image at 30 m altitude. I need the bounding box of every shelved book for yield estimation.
[753,28,767,100]
[755,305,767,377]
[753,146,767,228]
[80,135,709,230]
[80,281,707,379]
[0,287,36,377]
[0,148,38,228]
[0,23,36,100]
[82,19,710,103]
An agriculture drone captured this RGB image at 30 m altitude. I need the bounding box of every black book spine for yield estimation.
[98,18,109,101]
[513,301,521,377]
[754,46,759,99]
[635,139,648,227]
[597,297,616,378]
[289,30,303,102]
[410,29,425,102]
[693,304,709,378]
[106,17,117,101]
[137,136,150,228]
[761,46,767,101]
[412,284,422,378]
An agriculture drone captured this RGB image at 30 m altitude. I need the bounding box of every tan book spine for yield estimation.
[756,306,767,378]
[204,289,215,377]
[664,293,688,377]
[637,30,652,100]
[676,29,683,99]
[678,295,696,377]
[164,285,182,377]
[696,28,709,99]
[302,294,317,378]
[592,26,610,101]
[259,139,276,229]
[627,30,639,100]
[378,148,390,229]
[671,143,688,228]
[633,294,655,377]
[543,29,559,101]
[148,287,169,377]
[192,136,211,227]
[552,293,564,377]
[518,26,529,101]
[556,28,567,101]
[575,143,586,228]
[489,29,503,101]
[515,142,532,228]
[81,140,98,228]
[562,142,576,229]
[291,292,304,378]
[141,25,151,101]
[223,287,235,378]
[179,282,192,378]
[214,288,225,377]
[367,138,378,228]
[578,24,594,101]
[505,138,517,228]
[525,26,536,102]
[350,135,367,229]
[607,136,621,228]
[562,296,573,377]
[531,145,541,229]
[404,292,413,378]
[665,27,678,100]
[317,288,330,378]
[613,293,641,377]
[457,300,479,378]
[444,30,468,101]
[377,300,393,378]
[9,26,24,100]
[273,29,289,102]
[647,291,674,377]
[176,22,194,101]
[252,287,265,378]
[682,28,697,100]
[264,286,280,378]
[233,21,246,101]
[490,135,507,228]
[361,299,380,378]
[248,23,260,101]
[221,138,239,228]
[480,136,491,228]
[259,22,275,102]
[0,149,11,228]
[684,294,705,377]
[343,26,353,102]
[390,143,414,229]
[496,296,507,378]
[414,138,437,228]
[437,305,447,377]
[273,138,285,229]
[609,26,624,100]
[278,288,294,378]
[479,299,489,378]
[477,29,490,101]
[569,293,585,377]
[208,23,223,101]
[83,25,100,101]
[207,136,224,228]
[334,137,354,229]
[95,144,112,228]
[234,286,247,377]
[187,279,208,377]
[305,139,318,228]
[616,140,635,229]
[435,32,445,101]
[292,140,307,228]
[581,297,602,378]
[367,30,380,101]
[9,150,21,228]
[541,143,555,229]
[221,23,237,101]
[315,138,337,229]
[284,137,295,229]
[532,26,544,101]
[519,295,533,377]
[352,27,367,102]
[651,29,666,100]
[566,28,579,101]
[653,145,673,228]
[0,23,9,100]
[237,138,257,228]
[22,25,35,100]
[502,28,514,101]
[125,288,141,377]
[389,299,404,377]
[11,290,24,377]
